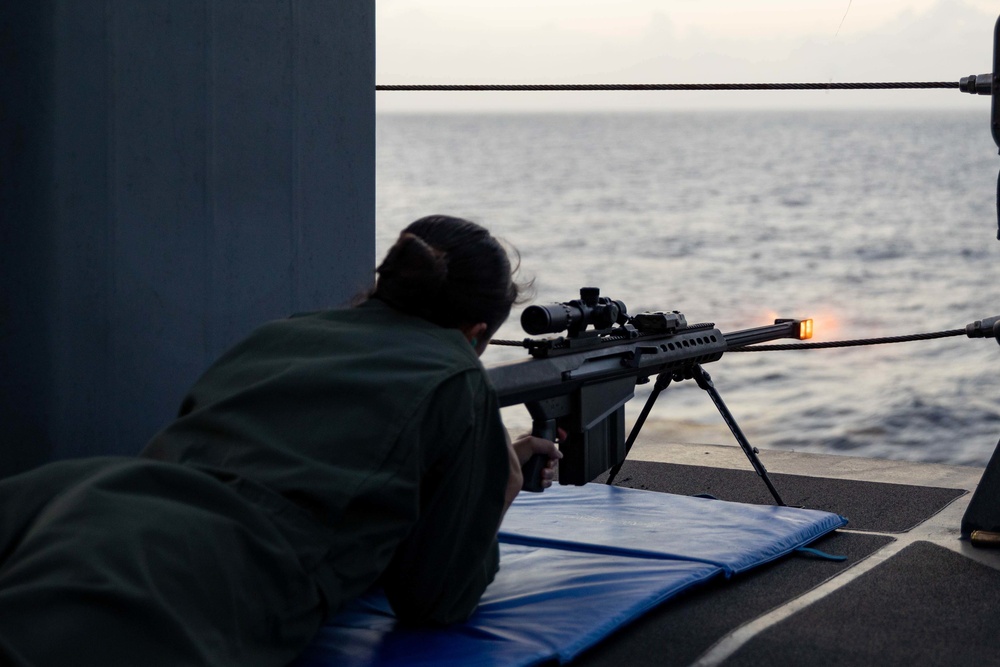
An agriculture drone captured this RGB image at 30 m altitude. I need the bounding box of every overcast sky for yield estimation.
[376,0,998,111]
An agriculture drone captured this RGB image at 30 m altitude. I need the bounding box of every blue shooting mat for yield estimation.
[500,484,846,575]
[294,484,847,667]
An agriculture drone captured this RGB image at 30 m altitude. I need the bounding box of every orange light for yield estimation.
[798,319,814,340]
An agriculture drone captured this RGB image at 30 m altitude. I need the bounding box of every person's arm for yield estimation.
[378,371,511,625]
[380,370,563,625]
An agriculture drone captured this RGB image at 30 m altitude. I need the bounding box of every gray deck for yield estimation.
[572,441,1000,666]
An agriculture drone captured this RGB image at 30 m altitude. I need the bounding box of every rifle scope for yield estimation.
[521,287,628,336]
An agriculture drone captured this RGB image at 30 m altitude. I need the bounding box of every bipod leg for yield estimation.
[606,372,673,485]
[691,364,786,506]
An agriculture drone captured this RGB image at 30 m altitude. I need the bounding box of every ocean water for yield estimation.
[376,110,1000,467]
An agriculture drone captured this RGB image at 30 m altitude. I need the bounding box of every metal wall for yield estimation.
[0,2,376,477]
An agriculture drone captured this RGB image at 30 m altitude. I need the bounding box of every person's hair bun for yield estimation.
[374,232,448,311]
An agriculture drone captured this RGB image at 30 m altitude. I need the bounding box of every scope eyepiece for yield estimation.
[521,287,628,336]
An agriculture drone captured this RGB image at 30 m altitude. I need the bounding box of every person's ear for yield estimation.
[461,322,489,355]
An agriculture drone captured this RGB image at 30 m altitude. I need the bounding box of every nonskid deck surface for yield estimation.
[575,443,1000,667]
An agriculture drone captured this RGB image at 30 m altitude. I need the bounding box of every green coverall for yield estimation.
[0,299,510,666]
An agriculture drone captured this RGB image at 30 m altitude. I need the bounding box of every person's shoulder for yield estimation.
[312,301,481,363]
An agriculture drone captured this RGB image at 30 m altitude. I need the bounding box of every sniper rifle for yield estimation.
[486,287,813,505]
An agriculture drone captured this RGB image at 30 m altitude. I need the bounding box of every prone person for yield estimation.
[0,214,561,667]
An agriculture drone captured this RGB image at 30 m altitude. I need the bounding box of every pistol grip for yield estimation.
[521,418,557,493]
[521,454,547,493]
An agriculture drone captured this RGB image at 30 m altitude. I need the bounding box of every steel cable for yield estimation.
[730,328,966,351]
[377,81,959,92]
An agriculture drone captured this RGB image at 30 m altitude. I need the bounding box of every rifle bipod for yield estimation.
[605,363,786,506]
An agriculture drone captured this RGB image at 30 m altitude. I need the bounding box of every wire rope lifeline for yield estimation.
[729,328,965,351]
[377,81,960,92]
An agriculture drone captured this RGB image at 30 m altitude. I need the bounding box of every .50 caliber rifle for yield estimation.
[486,287,813,505]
